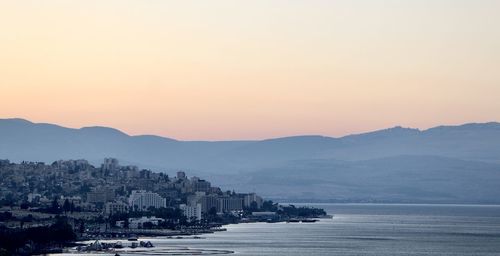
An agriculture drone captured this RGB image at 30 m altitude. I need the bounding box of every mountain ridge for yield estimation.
[2,117,499,141]
[1,118,500,203]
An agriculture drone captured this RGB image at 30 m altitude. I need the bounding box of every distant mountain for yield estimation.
[0,118,249,171]
[1,118,500,203]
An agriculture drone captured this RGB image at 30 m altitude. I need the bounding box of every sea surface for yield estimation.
[67,204,500,255]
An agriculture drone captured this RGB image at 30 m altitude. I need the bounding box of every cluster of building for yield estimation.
[106,171,263,222]
[0,158,264,226]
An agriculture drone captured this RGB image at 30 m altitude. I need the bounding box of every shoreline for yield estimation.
[65,218,328,255]
[282,202,500,207]
[80,226,227,240]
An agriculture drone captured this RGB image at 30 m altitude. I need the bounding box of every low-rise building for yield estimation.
[116,216,164,229]
[27,193,42,203]
[87,187,115,203]
[250,211,279,221]
[105,202,129,216]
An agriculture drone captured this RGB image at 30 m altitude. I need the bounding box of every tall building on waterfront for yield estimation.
[187,192,219,213]
[244,193,263,209]
[128,190,166,211]
[180,203,202,222]
[201,194,219,213]
[217,196,243,213]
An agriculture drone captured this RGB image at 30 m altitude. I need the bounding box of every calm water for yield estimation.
[70,204,500,255]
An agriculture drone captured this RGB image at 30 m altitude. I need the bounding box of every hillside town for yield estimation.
[0,158,268,224]
[0,158,326,254]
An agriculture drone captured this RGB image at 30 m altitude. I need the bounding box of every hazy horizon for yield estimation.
[2,117,499,141]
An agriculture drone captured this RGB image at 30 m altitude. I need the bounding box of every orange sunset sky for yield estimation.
[1,1,499,140]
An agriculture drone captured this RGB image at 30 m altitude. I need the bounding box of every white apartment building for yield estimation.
[180,203,202,222]
[128,190,166,211]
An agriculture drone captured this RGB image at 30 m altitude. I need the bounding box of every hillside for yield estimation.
[1,118,500,203]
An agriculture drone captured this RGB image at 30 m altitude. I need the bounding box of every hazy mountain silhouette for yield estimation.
[1,118,500,203]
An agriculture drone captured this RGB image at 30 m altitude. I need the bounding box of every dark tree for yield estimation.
[79,220,85,233]
[63,199,71,213]
[208,207,217,216]
[51,197,61,213]
[142,221,154,229]
[249,201,258,211]
[20,201,30,210]
[124,218,129,229]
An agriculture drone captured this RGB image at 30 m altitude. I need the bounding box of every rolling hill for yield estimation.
[1,118,500,203]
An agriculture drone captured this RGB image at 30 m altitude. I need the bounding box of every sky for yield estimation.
[1,0,499,140]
